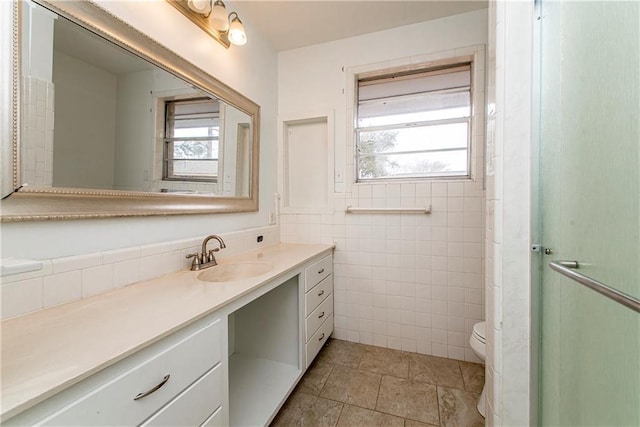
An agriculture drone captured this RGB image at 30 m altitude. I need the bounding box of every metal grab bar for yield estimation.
[549,260,640,313]
[345,205,431,214]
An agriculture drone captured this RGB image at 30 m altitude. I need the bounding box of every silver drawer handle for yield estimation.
[318,268,325,274]
[318,290,325,296]
[318,333,325,341]
[134,374,170,401]
[318,311,325,319]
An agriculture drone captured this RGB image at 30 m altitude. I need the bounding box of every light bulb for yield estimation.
[209,0,229,32]
[228,14,246,46]
[187,0,211,15]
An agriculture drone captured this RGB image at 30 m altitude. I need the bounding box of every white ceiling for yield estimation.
[232,1,488,51]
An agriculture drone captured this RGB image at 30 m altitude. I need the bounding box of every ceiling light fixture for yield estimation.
[167,0,246,48]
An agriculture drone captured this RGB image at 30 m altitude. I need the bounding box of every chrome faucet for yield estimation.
[186,235,226,271]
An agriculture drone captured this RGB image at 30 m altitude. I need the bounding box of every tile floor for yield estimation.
[272,339,485,427]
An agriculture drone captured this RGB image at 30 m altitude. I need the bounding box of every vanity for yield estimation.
[0,243,335,426]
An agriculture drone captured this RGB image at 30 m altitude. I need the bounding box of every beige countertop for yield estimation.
[0,243,334,421]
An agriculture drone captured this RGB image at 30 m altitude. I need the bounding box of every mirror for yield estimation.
[1,0,259,221]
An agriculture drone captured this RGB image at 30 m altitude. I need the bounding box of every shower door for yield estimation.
[536,0,640,425]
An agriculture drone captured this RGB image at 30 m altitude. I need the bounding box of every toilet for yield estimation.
[469,321,487,417]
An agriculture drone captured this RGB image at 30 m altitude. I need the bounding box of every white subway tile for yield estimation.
[387,336,402,350]
[1,260,53,284]
[432,329,447,344]
[101,247,141,264]
[140,254,163,282]
[401,339,416,353]
[447,345,465,361]
[1,278,43,319]
[432,343,448,358]
[448,182,464,197]
[432,183,447,197]
[417,340,432,355]
[113,259,141,288]
[43,271,82,308]
[81,264,114,298]
[432,314,448,330]
[373,334,387,348]
[52,253,102,274]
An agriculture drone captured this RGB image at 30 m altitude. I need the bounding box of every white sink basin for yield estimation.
[197,261,273,283]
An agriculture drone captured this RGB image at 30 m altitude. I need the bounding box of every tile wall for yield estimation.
[280,43,487,364]
[485,0,500,424]
[0,225,279,320]
[281,179,485,363]
[485,1,534,425]
[21,76,54,187]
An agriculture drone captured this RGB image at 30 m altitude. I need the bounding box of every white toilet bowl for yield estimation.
[469,321,487,417]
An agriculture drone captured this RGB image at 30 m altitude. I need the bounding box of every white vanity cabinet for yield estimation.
[2,245,334,427]
[304,254,334,367]
[5,317,223,427]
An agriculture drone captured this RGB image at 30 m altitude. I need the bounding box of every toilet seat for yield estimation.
[472,321,486,344]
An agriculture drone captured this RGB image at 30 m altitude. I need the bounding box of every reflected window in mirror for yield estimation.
[164,97,220,183]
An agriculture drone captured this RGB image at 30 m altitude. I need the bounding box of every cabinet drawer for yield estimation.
[305,275,333,316]
[201,406,223,427]
[305,255,332,291]
[38,320,221,426]
[306,316,333,367]
[142,364,222,426]
[305,295,333,342]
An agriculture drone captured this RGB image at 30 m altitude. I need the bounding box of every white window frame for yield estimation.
[346,46,485,185]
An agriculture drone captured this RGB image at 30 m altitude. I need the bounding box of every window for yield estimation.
[164,97,220,182]
[356,63,472,181]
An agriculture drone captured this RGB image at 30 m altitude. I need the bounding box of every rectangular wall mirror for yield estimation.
[1,0,260,221]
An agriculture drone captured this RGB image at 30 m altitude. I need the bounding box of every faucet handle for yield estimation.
[186,253,201,270]
[207,250,219,265]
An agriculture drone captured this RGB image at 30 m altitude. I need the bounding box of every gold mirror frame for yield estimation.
[0,0,259,222]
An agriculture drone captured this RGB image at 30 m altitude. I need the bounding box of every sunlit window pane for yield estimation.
[358,150,468,180]
[358,122,468,154]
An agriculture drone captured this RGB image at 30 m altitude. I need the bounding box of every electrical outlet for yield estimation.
[269,211,276,225]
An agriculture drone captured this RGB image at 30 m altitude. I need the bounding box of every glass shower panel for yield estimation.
[537,0,640,425]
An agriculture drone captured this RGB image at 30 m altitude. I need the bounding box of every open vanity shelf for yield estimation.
[228,276,301,426]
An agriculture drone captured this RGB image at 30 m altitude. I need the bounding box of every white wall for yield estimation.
[485,1,534,426]
[1,0,278,260]
[278,9,488,361]
[113,70,154,192]
[52,50,117,189]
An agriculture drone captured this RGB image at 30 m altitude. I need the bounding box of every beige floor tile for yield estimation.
[437,386,484,427]
[316,338,365,368]
[409,353,464,389]
[319,365,382,409]
[336,404,404,427]
[271,391,343,427]
[297,361,334,395]
[358,345,410,378]
[375,375,440,425]
[459,361,485,394]
[405,419,439,427]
